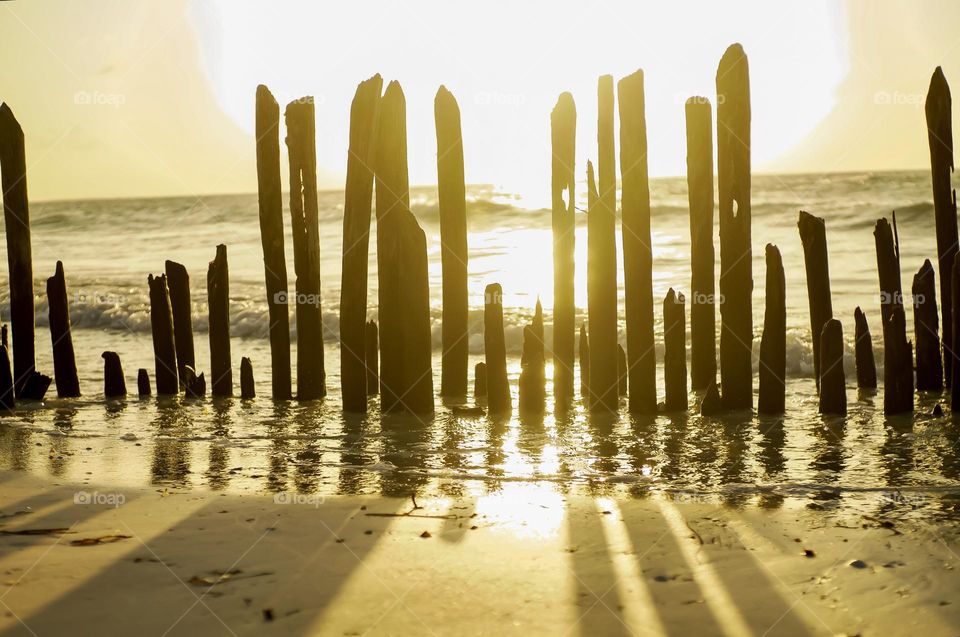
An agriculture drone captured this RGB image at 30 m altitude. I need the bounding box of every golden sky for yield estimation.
[1,0,958,202]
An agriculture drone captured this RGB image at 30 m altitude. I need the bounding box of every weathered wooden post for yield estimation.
[874,217,913,414]
[926,67,956,385]
[685,96,716,391]
[759,244,785,415]
[913,259,943,391]
[0,345,14,412]
[484,283,510,414]
[617,344,627,397]
[579,323,590,401]
[798,211,833,390]
[619,70,657,413]
[340,75,382,412]
[663,289,687,412]
[137,369,150,397]
[46,261,80,398]
[551,93,577,405]
[474,362,487,399]
[148,274,179,395]
[586,160,618,410]
[255,85,292,400]
[164,260,195,383]
[853,307,877,389]
[365,320,379,396]
[240,357,256,399]
[286,97,326,400]
[519,300,546,414]
[0,103,49,401]
[102,352,126,398]
[818,319,846,415]
[182,366,206,398]
[952,254,960,410]
[208,244,232,396]
[716,44,753,409]
[435,86,469,398]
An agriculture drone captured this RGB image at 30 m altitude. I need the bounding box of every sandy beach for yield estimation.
[0,469,956,636]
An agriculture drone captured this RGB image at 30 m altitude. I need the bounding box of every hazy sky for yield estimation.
[0,0,958,202]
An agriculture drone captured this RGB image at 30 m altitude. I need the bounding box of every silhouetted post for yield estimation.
[148,274,179,395]
[874,217,913,414]
[759,244,785,415]
[685,96,716,391]
[340,75,382,412]
[164,260,195,384]
[551,93,577,405]
[435,86,469,398]
[375,81,434,414]
[586,160,618,410]
[137,369,150,397]
[0,346,14,412]
[102,352,126,398]
[255,86,291,400]
[663,289,687,412]
[798,211,833,390]
[716,44,753,409]
[952,255,960,410]
[617,344,627,397]
[474,362,487,399]
[1,325,6,349]
[182,366,206,398]
[365,320,379,396]
[926,67,957,386]
[818,319,846,415]
[46,261,80,398]
[579,323,590,401]
[0,103,48,401]
[619,71,656,413]
[207,244,232,397]
[240,357,255,399]
[519,300,546,414]
[484,283,510,414]
[286,97,326,400]
[853,307,877,389]
[913,259,943,391]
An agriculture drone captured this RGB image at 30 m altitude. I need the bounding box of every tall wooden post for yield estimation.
[853,307,877,389]
[663,289,687,412]
[913,259,943,391]
[874,217,913,414]
[551,93,577,405]
[148,274,179,395]
[925,67,956,386]
[798,211,833,390]
[340,75,382,412]
[818,319,846,415]
[519,299,546,415]
[586,152,618,410]
[435,86,469,398]
[716,44,753,409]
[255,85,292,400]
[208,244,232,396]
[484,283,510,414]
[685,96,716,391]
[619,70,657,413]
[46,261,80,398]
[286,97,326,400]
[758,244,785,415]
[164,260,195,384]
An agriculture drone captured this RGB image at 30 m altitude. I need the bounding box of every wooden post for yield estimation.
[874,217,913,414]
[818,319,846,415]
[474,362,487,399]
[365,320,379,396]
[435,86,469,398]
[952,254,960,410]
[618,70,657,413]
[798,211,833,390]
[716,44,753,409]
[148,274,179,395]
[182,366,206,398]
[519,299,545,414]
[579,323,590,401]
[685,96,716,391]
[853,307,877,389]
[255,85,292,400]
[617,344,627,397]
[137,369,150,397]
[0,103,48,401]
[551,93,577,405]
[164,260,195,383]
[102,352,126,398]
[46,261,80,398]
[759,244,786,414]
[663,289,687,412]
[241,357,255,399]
[375,81,433,414]
[484,283,510,414]
[0,345,14,412]
[913,259,943,391]
[285,97,326,400]
[207,244,232,396]
[926,67,957,386]
[340,75,382,412]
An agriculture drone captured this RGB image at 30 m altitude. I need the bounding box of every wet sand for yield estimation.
[0,470,957,635]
